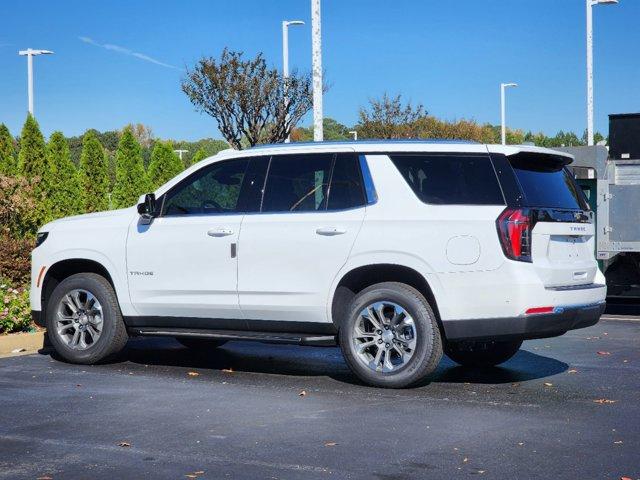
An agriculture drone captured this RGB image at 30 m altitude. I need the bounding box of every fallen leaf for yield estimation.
[324,441,338,447]
[593,399,616,404]
[603,332,608,336]
[517,442,524,446]
[614,440,623,445]
[11,348,26,353]
[117,441,131,447]
[76,384,82,387]
[187,371,200,377]
[623,360,628,363]
[567,369,578,374]
[37,476,53,480]
[597,351,611,356]
[620,477,632,480]
[298,390,307,397]
[221,368,234,373]
[463,457,469,463]
[477,470,486,474]
[543,382,553,387]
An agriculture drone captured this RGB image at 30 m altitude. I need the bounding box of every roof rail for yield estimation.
[249,138,479,149]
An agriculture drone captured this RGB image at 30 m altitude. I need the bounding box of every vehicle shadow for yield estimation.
[96,337,568,386]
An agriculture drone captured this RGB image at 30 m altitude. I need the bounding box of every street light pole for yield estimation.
[586,0,618,146]
[500,83,518,145]
[311,0,323,142]
[174,149,188,161]
[349,130,358,141]
[282,20,305,143]
[18,48,54,116]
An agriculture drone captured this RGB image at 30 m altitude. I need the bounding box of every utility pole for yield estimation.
[311,0,323,141]
[18,48,54,116]
[282,20,305,143]
[586,0,618,146]
[500,83,518,145]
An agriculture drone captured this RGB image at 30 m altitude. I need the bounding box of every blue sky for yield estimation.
[0,0,638,141]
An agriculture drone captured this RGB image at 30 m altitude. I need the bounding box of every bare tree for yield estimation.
[124,123,154,149]
[357,94,428,139]
[182,49,314,150]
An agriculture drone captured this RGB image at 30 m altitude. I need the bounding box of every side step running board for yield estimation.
[129,327,337,347]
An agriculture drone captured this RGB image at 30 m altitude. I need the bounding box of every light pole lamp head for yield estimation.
[284,20,305,27]
[501,82,518,89]
[591,0,618,5]
[19,49,54,56]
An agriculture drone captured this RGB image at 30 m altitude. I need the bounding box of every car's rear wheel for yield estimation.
[339,282,443,388]
[445,340,522,367]
[176,338,227,350]
[46,273,128,364]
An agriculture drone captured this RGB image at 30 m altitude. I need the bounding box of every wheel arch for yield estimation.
[40,257,126,327]
[329,262,443,332]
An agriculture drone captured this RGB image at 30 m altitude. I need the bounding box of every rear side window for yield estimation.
[508,153,587,209]
[262,154,333,212]
[327,153,366,210]
[390,154,504,205]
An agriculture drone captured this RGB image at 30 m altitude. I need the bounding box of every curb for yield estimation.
[0,330,48,358]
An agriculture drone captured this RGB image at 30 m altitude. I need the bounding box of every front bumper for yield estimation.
[32,310,44,327]
[442,302,606,342]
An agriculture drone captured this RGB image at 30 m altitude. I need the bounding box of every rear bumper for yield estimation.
[442,302,606,342]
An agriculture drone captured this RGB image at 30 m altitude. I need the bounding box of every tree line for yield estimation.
[0,115,228,238]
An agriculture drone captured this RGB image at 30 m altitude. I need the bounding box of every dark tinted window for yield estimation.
[237,156,270,213]
[327,153,365,210]
[262,154,333,212]
[509,154,587,209]
[390,154,504,205]
[162,159,248,215]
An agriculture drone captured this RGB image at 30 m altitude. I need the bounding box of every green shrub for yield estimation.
[0,282,32,334]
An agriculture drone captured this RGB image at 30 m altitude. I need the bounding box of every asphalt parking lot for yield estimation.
[0,317,638,480]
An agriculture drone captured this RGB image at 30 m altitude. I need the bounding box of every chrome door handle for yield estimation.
[207,228,234,237]
[316,227,346,236]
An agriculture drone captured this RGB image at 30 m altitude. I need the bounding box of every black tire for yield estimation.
[176,338,227,350]
[445,340,523,367]
[339,282,443,389]
[45,273,128,364]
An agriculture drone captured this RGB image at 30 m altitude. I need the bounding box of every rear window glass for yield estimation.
[390,154,504,205]
[509,154,587,209]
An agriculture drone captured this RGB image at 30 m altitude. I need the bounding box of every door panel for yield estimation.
[127,215,242,318]
[238,209,365,323]
[238,152,366,324]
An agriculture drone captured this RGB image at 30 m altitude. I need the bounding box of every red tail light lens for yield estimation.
[497,208,532,262]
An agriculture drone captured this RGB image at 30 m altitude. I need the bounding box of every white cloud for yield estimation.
[79,36,181,70]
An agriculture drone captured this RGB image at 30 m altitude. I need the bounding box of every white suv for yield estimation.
[31,141,606,388]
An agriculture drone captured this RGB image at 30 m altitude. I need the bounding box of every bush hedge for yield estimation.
[0,282,32,334]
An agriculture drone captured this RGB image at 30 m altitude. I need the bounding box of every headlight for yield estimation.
[35,232,49,248]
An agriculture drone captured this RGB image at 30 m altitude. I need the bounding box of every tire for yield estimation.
[45,273,128,364]
[445,340,522,367]
[176,338,227,350]
[339,282,443,388]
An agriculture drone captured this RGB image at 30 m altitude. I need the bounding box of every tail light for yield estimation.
[497,208,532,262]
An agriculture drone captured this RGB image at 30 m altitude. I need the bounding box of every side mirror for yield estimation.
[137,193,157,223]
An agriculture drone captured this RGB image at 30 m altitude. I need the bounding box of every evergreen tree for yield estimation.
[112,127,151,208]
[79,130,109,212]
[147,141,184,189]
[190,147,209,166]
[46,132,83,219]
[0,124,16,175]
[17,114,47,179]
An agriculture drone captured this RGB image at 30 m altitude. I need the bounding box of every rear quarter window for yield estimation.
[390,154,505,205]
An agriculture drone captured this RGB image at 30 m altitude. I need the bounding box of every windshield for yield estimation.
[508,153,588,210]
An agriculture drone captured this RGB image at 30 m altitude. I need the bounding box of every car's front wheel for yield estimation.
[445,340,522,367]
[339,282,443,388]
[46,273,128,364]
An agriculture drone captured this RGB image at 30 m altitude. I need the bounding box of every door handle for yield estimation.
[207,228,234,237]
[315,227,346,236]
